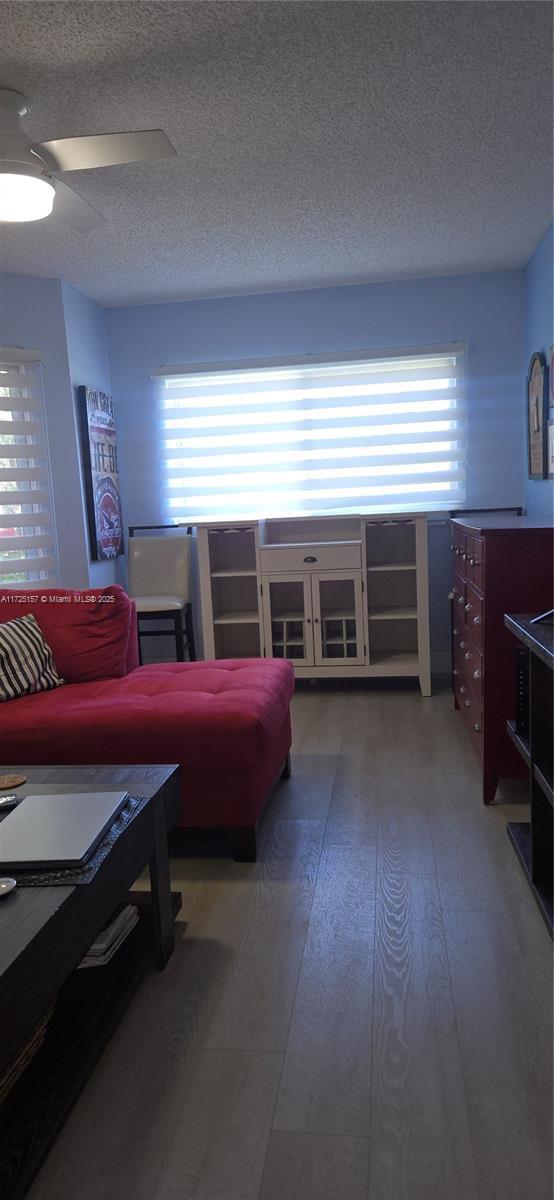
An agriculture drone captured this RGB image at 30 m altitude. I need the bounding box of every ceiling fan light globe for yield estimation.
[0,171,54,222]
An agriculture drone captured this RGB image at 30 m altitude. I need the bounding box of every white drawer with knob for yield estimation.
[259,541,362,573]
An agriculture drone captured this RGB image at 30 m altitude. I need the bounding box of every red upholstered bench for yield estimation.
[0,587,294,860]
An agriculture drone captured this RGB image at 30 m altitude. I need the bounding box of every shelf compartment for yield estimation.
[369,606,418,621]
[368,651,419,673]
[208,527,257,574]
[507,821,553,934]
[367,561,416,573]
[365,521,416,568]
[211,571,259,628]
[506,719,531,767]
[214,623,261,658]
[210,568,258,578]
[533,763,553,807]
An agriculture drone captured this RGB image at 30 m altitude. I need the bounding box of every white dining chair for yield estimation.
[127,531,195,663]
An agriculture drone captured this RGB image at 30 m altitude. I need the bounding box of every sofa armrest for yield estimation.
[125,600,140,673]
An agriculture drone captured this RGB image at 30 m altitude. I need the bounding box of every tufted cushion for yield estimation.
[0,587,133,683]
[0,659,295,770]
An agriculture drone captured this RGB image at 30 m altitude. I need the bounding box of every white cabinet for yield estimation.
[262,571,365,669]
[197,513,431,694]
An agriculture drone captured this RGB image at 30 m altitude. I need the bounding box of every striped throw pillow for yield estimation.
[0,614,64,702]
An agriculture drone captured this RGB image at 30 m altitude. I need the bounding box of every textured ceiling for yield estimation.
[0,1,552,307]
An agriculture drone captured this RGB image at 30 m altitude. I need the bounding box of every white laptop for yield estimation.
[0,791,129,869]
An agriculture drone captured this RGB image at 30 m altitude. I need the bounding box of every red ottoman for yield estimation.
[0,589,294,860]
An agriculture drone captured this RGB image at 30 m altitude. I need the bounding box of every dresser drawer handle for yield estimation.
[464,651,471,660]
[468,557,475,566]
[464,698,471,708]
[303,555,317,563]
[473,560,481,567]
[464,602,472,612]
[459,685,466,694]
[450,544,455,552]
[454,547,461,555]
[473,615,481,626]
[472,668,481,680]
[457,595,465,605]
[473,722,481,733]
[459,640,466,649]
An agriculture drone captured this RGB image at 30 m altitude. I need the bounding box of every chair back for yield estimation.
[128,535,192,602]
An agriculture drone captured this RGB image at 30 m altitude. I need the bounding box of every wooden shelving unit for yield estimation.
[368,606,418,621]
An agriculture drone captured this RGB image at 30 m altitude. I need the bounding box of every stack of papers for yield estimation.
[78,904,139,969]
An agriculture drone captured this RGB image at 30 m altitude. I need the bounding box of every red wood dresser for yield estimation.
[450,516,553,803]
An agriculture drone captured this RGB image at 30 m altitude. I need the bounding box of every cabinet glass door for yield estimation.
[312,572,365,666]
[262,575,313,666]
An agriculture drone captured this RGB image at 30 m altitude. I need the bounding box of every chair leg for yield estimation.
[184,603,196,661]
[174,610,185,662]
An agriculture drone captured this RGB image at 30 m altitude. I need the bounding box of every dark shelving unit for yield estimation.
[505,614,553,937]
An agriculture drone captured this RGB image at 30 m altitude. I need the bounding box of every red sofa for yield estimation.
[0,586,294,860]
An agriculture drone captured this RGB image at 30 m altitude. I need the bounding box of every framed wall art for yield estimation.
[78,386,124,560]
[548,419,554,481]
[526,352,548,480]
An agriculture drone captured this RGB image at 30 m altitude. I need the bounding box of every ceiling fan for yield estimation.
[0,88,176,232]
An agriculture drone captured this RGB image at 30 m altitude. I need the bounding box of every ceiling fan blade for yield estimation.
[51,179,105,233]
[35,129,176,172]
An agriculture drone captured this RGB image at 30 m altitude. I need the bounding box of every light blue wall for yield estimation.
[106,268,525,525]
[0,273,90,587]
[524,223,553,518]
[61,282,117,586]
[106,268,525,666]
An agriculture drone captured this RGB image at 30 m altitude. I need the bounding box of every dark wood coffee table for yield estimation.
[0,763,182,1200]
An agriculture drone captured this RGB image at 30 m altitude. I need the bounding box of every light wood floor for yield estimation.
[29,684,553,1200]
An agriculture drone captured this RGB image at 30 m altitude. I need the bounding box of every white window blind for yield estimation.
[0,354,59,588]
[156,347,466,523]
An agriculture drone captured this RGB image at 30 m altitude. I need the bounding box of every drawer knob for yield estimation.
[473,722,481,733]
[450,544,455,551]
[469,557,475,566]
[473,615,481,626]
[460,640,466,649]
[453,668,459,676]
[472,668,481,679]
[464,698,471,708]
[464,602,472,612]
[473,560,481,567]
[303,555,317,563]
[460,685,466,694]
[457,595,465,605]
[462,552,467,559]
[464,651,471,660]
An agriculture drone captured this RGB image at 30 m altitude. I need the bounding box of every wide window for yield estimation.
[0,353,59,587]
[156,346,466,523]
